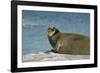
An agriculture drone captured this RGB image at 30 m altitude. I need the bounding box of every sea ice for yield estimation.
[23,52,90,62]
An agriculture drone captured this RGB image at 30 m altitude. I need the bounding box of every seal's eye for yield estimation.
[53,27,56,29]
[53,27,55,28]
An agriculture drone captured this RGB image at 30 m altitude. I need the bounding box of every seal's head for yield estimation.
[47,27,60,37]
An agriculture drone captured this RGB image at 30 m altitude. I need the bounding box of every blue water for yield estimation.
[22,25,52,55]
[22,10,90,56]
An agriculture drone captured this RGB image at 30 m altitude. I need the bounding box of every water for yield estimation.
[22,25,52,55]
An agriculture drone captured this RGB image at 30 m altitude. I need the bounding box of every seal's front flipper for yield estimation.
[45,49,58,53]
[51,49,58,53]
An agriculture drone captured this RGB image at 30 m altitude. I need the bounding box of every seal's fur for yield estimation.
[47,27,90,55]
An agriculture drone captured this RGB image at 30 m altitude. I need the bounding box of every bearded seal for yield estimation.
[47,27,90,55]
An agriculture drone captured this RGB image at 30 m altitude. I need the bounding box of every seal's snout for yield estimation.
[47,27,56,37]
